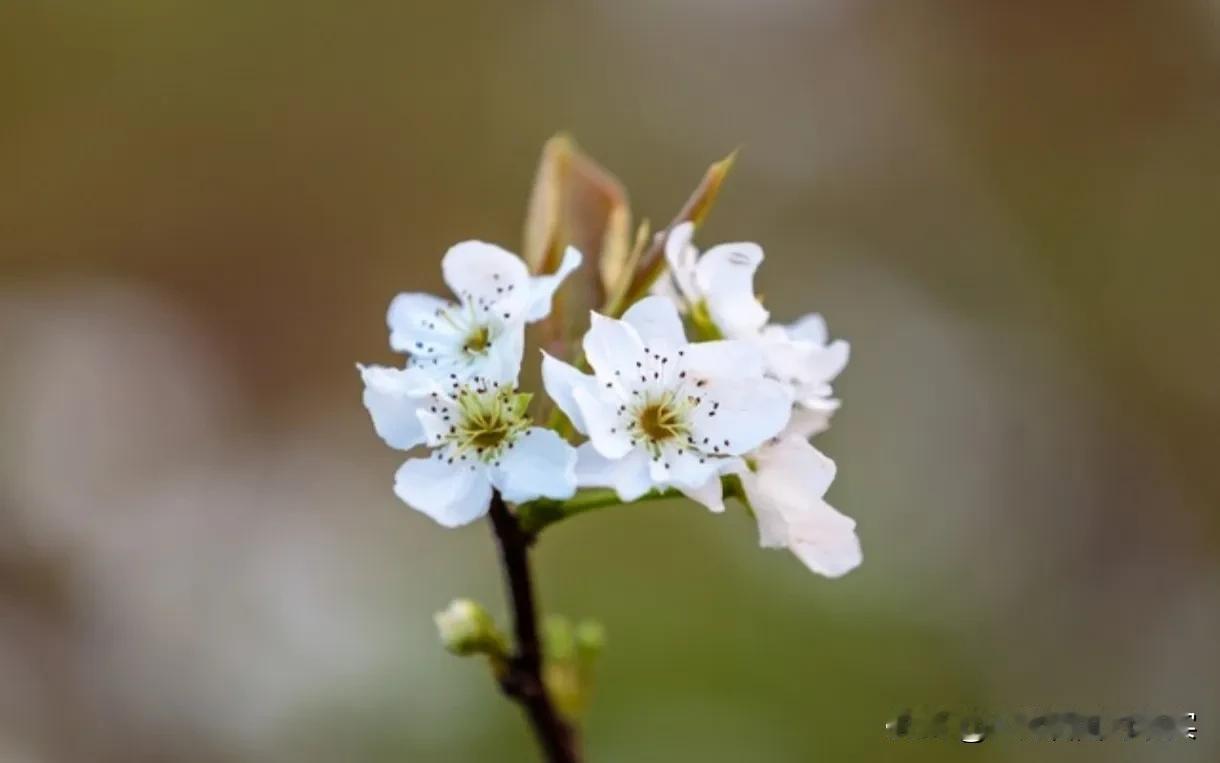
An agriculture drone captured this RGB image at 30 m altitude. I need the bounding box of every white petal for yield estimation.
[647,454,670,484]
[663,222,700,303]
[758,327,810,383]
[415,408,450,448]
[523,246,582,322]
[690,377,792,455]
[491,427,577,503]
[621,295,688,348]
[748,488,790,547]
[679,339,765,380]
[386,292,455,354]
[664,221,694,268]
[760,332,846,432]
[816,339,850,383]
[673,452,741,511]
[359,364,431,450]
[677,454,736,509]
[769,314,849,388]
[661,445,731,490]
[678,475,726,513]
[541,352,599,434]
[573,386,632,459]
[574,443,654,502]
[753,436,837,502]
[782,403,837,439]
[651,447,736,501]
[793,340,849,392]
[738,437,845,559]
[788,501,862,578]
[477,324,526,385]
[441,241,531,320]
[786,313,828,345]
[393,456,493,527]
[694,242,769,339]
[582,311,645,382]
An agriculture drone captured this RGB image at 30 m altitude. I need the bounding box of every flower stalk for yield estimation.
[487,491,582,763]
[516,478,748,535]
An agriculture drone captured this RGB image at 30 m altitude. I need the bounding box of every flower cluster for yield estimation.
[360,224,859,576]
[653,222,859,576]
[359,241,581,526]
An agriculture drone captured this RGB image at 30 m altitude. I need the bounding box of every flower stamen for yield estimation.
[434,381,532,464]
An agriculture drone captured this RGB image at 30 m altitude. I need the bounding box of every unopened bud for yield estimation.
[543,614,576,661]
[434,599,506,657]
[574,619,606,661]
[542,616,607,721]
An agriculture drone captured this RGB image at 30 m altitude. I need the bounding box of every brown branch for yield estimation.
[487,492,582,763]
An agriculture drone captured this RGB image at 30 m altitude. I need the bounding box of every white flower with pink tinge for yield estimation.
[735,436,861,578]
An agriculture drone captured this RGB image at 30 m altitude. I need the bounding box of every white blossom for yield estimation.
[735,436,861,578]
[360,240,582,456]
[654,224,859,575]
[654,221,769,339]
[388,240,581,382]
[658,223,849,437]
[543,296,792,512]
[390,377,577,527]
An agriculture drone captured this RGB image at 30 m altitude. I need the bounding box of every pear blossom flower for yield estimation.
[543,296,792,512]
[388,240,582,381]
[654,221,769,339]
[736,436,861,577]
[658,223,849,436]
[653,224,858,574]
[384,376,577,527]
[360,240,581,453]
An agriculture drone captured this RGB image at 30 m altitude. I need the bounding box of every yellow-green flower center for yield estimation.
[628,390,694,454]
[447,384,532,463]
[463,324,492,355]
[638,401,683,442]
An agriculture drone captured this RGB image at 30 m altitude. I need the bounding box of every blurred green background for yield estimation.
[2,1,1218,761]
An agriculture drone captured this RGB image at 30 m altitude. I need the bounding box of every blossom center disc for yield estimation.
[636,398,686,443]
[463,324,491,355]
[441,383,532,464]
[468,417,512,450]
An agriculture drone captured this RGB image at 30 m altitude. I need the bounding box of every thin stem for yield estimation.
[487,492,581,763]
[517,476,746,535]
[517,488,677,534]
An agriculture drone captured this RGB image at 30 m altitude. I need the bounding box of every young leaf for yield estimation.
[521,134,632,305]
[616,149,738,312]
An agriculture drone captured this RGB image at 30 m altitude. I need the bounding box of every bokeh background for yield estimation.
[3,1,1219,761]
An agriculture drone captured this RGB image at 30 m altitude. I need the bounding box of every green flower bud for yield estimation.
[574,619,606,662]
[543,614,576,662]
[434,599,507,658]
